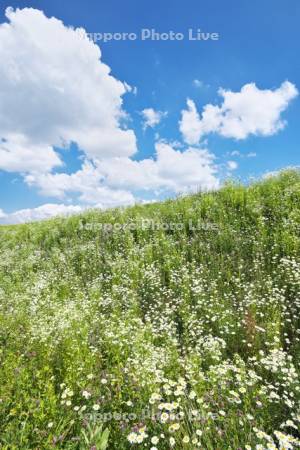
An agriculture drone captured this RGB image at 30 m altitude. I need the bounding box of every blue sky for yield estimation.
[0,0,299,223]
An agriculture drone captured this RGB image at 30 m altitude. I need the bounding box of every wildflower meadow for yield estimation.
[1,170,300,449]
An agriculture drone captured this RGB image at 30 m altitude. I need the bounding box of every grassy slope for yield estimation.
[0,170,300,449]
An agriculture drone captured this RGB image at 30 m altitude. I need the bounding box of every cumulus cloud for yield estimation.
[180,81,298,144]
[0,6,222,218]
[0,203,83,225]
[179,99,204,146]
[0,7,137,173]
[0,135,62,173]
[3,148,218,222]
[25,142,219,204]
[141,108,167,130]
[25,161,137,206]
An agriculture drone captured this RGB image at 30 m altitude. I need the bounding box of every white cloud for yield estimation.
[25,161,137,206]
[141,108,167,130]
[180,81,298,144]
[0,7,137,173]
[25,143,219,203]
[179,99,204,145]
[230,150,241,157]
[0,203,83,225]
[0,135,62,173]
[193,79,209,89]
[229,150,256,159]
[152,142,219,192]
[193,79,204,88]
[227,160,238,170]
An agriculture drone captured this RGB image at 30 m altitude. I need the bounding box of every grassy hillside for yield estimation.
[1,170,300,449]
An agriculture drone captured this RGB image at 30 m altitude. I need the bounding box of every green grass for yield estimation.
[1,170,300,449]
